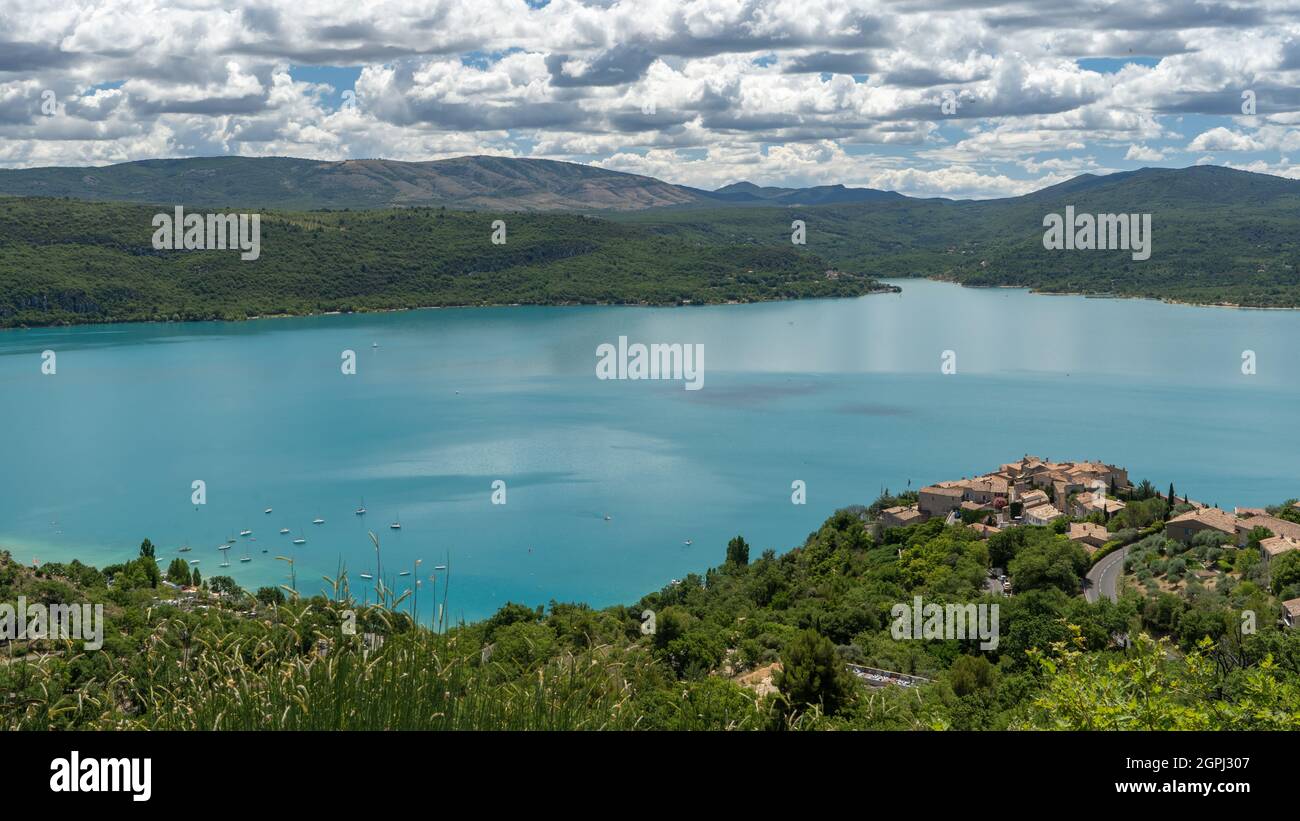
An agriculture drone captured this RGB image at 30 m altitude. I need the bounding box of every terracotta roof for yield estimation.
[1024,503,1063,520]
[1260,536,1300,558]
[921,485,965,497]
[1237,515,1300,542]
[1068,522,1109,542]
[1283,598,1300,618]
[1168,507,1238,534]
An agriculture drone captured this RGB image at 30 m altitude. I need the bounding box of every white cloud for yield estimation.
[0,0,1296,191]
[1125,143,1166,161]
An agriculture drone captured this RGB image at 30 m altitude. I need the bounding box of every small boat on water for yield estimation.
[264,508,272,514]
[371,342,379,348]
[189,559,200,565]
[398,570,411,577]
[359,573,374,580]
[239,529,252,537]
[434,565,447,571]
[603,514,611,521]
[390,513,402,530]
[312,517,325,525]
[279,528,290,534]
[218,544,231,551]
[178,546,192,553]
[683,539,693,546]
[293,534,306,545]
[355,497,367,515]
[240,556,252,563]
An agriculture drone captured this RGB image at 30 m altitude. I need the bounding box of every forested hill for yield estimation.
[618,165,1300,307]
[0,196,891,327]
[3,162,1300,326]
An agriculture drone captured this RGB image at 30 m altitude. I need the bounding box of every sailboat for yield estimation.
[239,529,252,537]
[279,527,290,535]
[683,539,693,546]
[292,532,306,545]
[240,552,252,563]
[359,572,374,580]
[312,516,325,525]
[390,512,402,530]
[189,559,200,566]
[355,497,367,515]
[264,507,273,514]
[398,570,411,577]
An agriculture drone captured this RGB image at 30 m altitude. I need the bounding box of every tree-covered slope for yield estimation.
[0,196,890,326]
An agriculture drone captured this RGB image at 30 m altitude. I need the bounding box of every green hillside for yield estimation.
[4,493,1298,730]
[0,196,889,327]
[621,165,1300,307]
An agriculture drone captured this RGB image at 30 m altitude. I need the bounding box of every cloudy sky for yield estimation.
[2,0,1299,197]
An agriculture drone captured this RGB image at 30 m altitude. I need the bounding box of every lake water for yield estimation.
[2,279,1296,622]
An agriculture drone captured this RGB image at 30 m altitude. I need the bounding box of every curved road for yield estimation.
[1084,546,1129,603]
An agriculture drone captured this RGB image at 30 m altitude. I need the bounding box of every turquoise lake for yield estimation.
[1,278,1297,622]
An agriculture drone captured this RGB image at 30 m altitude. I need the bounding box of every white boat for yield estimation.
[371,342,378,348]
[279,528,290,534]
[240,556,252,563]
[292,533,306,545]
[683,539,693,546]
[218,544,231,551]
[312,517,325,525]
[434,565,447,571]
[603,514,611,521]
[390,512,402,530]
[178,546,192,553]
[264,508,272,514]
[355,497,366,515]
[189,559,200,565]
[239,529,252,537]
[398,570,411,577]
[359,572,374,580]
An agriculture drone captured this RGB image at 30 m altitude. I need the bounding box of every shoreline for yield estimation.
[923,275,1300,312]
[0,283,904,333]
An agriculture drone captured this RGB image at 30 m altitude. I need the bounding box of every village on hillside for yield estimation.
[875,455,1300,628]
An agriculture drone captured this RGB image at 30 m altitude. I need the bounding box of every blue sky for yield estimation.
[1,0,1297,198]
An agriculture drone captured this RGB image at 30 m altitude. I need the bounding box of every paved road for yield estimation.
[1084,546,1129,603]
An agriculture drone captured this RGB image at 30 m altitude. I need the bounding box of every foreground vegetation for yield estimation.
[4,491,1298,730]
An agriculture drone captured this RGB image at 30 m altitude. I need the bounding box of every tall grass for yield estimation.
[135,629,640,731]
[0,598,645,730]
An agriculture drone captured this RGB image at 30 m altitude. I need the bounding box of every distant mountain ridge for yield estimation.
[0,155,910,212]
[1,154,1296,213]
